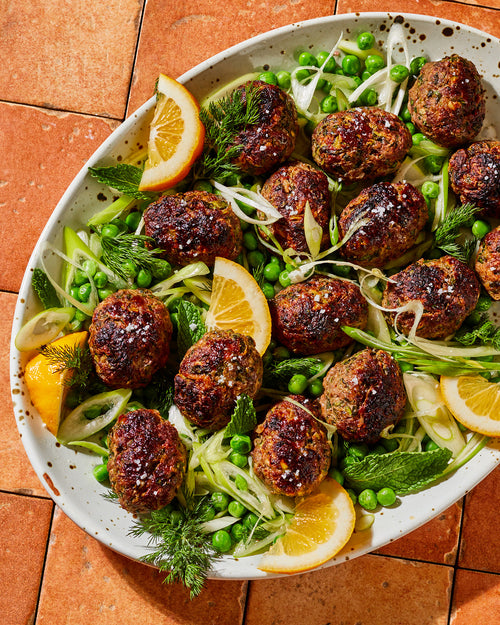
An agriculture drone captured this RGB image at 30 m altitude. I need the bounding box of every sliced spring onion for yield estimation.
[151,262,210,299]
[212,181,282,225]
[431,159,450,231]
[303,200,323,259]
[66,440,110,457]
[15,307,75,351]
[86,194,136,228]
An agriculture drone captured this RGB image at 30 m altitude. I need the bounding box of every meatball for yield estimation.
[270,275,369,355]
[260,160,331,252]
[311,107,412,185]
[144,190,242,267]
[319,349,406,444]
[382,255,480,339]
[251,396,331,497]
[174,329,263,430]
[107,409,186,513]
[89,289,172,389]
[475,226,500,300]
[228,80,299,176]
[339,182,428,268]
[449,141,500,219]
[407,54,485,149]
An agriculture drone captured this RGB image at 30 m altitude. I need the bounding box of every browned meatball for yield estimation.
[144,190,242,267]
[228,80,299,176]
[449,141,500,219]
[251,396,330,497]
[107,409,186,513]
[174,329,263,430]
[270,275,368,355]
[475,226,500,300]
[319,349,406,444]
[311,107,412,184]
[260,160,331,252]
[89,289,172,389]
[407,55,485,149]
[339,182,428,268]
[382,256,480,339]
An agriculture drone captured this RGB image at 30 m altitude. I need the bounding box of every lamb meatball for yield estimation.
[260,160,331,252]
[107,409,186,513]
[174,329,263,430]
[251,396,330,497]
[407,54,485,148]
[144,190,242,267]
[270,275,369,355]
[382,255,480,339]
[339,182,428,268]
[228,80,299,176]
[475,226,500,300]
[449,141,500,219]
[311,107,412,185]
[319,349,406,444]
[89,289,172,389]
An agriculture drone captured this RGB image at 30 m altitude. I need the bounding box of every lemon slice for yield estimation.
[139,74,205,192]
[205,257,272,355]
[440,375,500,436]
[258,478,356,574]
[24,331,88,436]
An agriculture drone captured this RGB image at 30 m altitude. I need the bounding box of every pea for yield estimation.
[472,219,491,239]
[377,487,397,507]
[288,373,308,395]
[273,346,290,361]
[247,250,266,268]
[211,491,229,511]
[328,467,345,485]
[381,437,399,452]
[424,155,444,174]
[412,132,426,146]
[360,88,377,106]
[243,512,259,530]
[400,107,412,122]
[339,455,360,471]
[263,262,281,282]
[276,70,292,90]
[74,309,89,322]
[421,181,440,199]
[352,76,362,87]
[357,31,375,50]
[203,506,216,522]
[83,405,103,420]
[261,282,275,299]
[98,287,115,301]
[94,271,108,289]
[316,50,337,73]
[370,444,387,455]
[230,434,252,454]
[321,80,333,93]
[111,218,128,233]
[389,64,409,83]
[295,68,310,82]
[425,439,440,452]
[125,211,142,231]
[228,500,246,518]
[348,443,369,460]
[243,231,258,251]
[212,530,232,553]
[136,268,152,288]
[78,283,92,302]
[365,54,385,73]
[101,223,120,239]
[235,475,248,491]
[320,94,338,114]
[122,259,138,279]
[258,71,278,85]
[269,255,281,266]
[342,54,361,75]
[193,179,214,193]
[346,488,358,506]
[93,463,109,483]
[278,270,291,287]
[170,510,183,526]
[230,451,248,469]
[298,51,318,67]
[308,379,324,398]
[410,56,427,75]
[152,259,172,280]
[361,69,372,82]
[405,122,416,135]
[231,523,247,541]
[73,268,89,286]
[358,488,378,511]
[476,295,492,311]
[70,286,81,301]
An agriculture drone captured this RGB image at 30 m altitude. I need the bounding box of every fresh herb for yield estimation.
[142,368,175,419]
[130,494,220,598]
[252,262,266,289]
[176,300,206,356]
[98,230,164,282]
[225,394,257,437]
[39,342,93,390]
[264,356,322,388]
[31,268,61,309]
[433,203,482,262]
[343,447,453,495]
[455,317,500,350]
[89,164,156,201]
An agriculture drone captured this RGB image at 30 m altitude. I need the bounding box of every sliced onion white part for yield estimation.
[212,181,282,225]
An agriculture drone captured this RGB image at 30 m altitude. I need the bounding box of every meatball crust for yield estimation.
[339,182,428,268]
[260,160,331,252]
[251,396,331,497]
[382,255,480,339]
[270,275,369,355]
[89,289,172,389]
[144,190,242,267]
[475,226,500,300]
[407,54,485,149]
[229,80,299,176]
[319,349,406,444]
[311,107,412,184]
[174,330,263,430]
[449,141,500,219]
[107,409,186,514]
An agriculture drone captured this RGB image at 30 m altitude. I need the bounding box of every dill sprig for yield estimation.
[434,203,482,262]
[98,231,164,282]
[39,343,93,390]
[264,356,322,388]
[454,316,500,350]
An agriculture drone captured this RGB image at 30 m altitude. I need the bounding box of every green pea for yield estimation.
[231,522,247,541]
[122,259,138,279]
[203,506,216,522]
[111,218,129,233]
[278,270,291,287]
[235,475,248,491]
[340,455,360,471]
[316,50,337,73]
[360,88,377,106]
[73,268,89,286]
[83,260,99,279]
[348,443,369,460]
[295,68,310,82]
[269,255,281,266]
[357,31,375,50]
[381,437,399,452]
[273,346,290,361]
[70,286,81,301]
[243,231,258,251]
[377,487,397,507]
[425,439,440,452]
[193,179,214,193]
[389,64,409,83]
[211,491,229,511]
[288,373,308,395]
[410,56,427,75]
[84,405,103,420]
[230,452,248,469]
[476,295,492,311]
[258,71,278,85]
[74,309,89,322]
[365,54,385,73]
[472,219,491,239]
[101,223,120,239]
[93,463,109,483]
[424,155,444,174]
[152,259,172,280]
[342,54,361,75]
[230,434,252,454]
[170,510,183,526]
[321,80,333,93]
[352,76,362,87]
[78,283,92,302]
[361,69,372,81]
[212,530,232,553]
[276,70,292,90]
[298,51,318,67]
[125,211,142,231]
[421,181,440,199]
[228,500,247,518]
[247,249,266,268]
[320,94,338,114]
[308,379,324,398]
[370,444,387,455]
[400,107,412,122]
[94,271,108,289]
[261,282,275,299]
[405,122,416,135]
[328,466,345,485]
[98,287,115,301]
[412,132,426,146]
[335,67,345,76]
[358,488,378,511]
[346,488,358,506]
[263,262,281,282]
[136,268,152,288]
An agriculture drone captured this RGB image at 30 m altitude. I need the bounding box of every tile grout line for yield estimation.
[0,98,123,122]
[446,495,467,625]
[33,500,56,625]
[124,0,148,120]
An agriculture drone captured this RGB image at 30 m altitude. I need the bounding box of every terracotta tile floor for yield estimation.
[2,1,500,624]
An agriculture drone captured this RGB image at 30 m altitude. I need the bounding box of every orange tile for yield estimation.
[0,102,119,293]
[128,0,335,114]
[246,554,453,625]
[0,0,142,117]
[450,569,500,624]
[376,503,462,564]
[458,467,500,574]
[37,508,247,624]
[0,491,53,625]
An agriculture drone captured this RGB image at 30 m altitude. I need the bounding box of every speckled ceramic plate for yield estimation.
[10,12,500,580]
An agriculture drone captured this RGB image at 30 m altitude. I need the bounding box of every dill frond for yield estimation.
[98,231,164,282]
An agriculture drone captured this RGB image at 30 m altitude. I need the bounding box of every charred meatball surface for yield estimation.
[107,409,186,513]
[270,275,369,355]
[228,81,299,176]
[311,107,412,184]
[261,160,331,252]
[320,349,406,444]
[144,190,242,267]
[251,396,330,497]
[174,329,263,430]
[339,182,428,268]
[382,256,480,339]
[89,289,172,389]
[475,226,500,300]
[407,55,485,148]
[449,141,500,219]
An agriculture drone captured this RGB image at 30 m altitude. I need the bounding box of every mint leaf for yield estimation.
[176,301,206,356]
[89,164,155,201]
[343,448,453,495]
[31,268,61,309]
[225,394,257,437]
